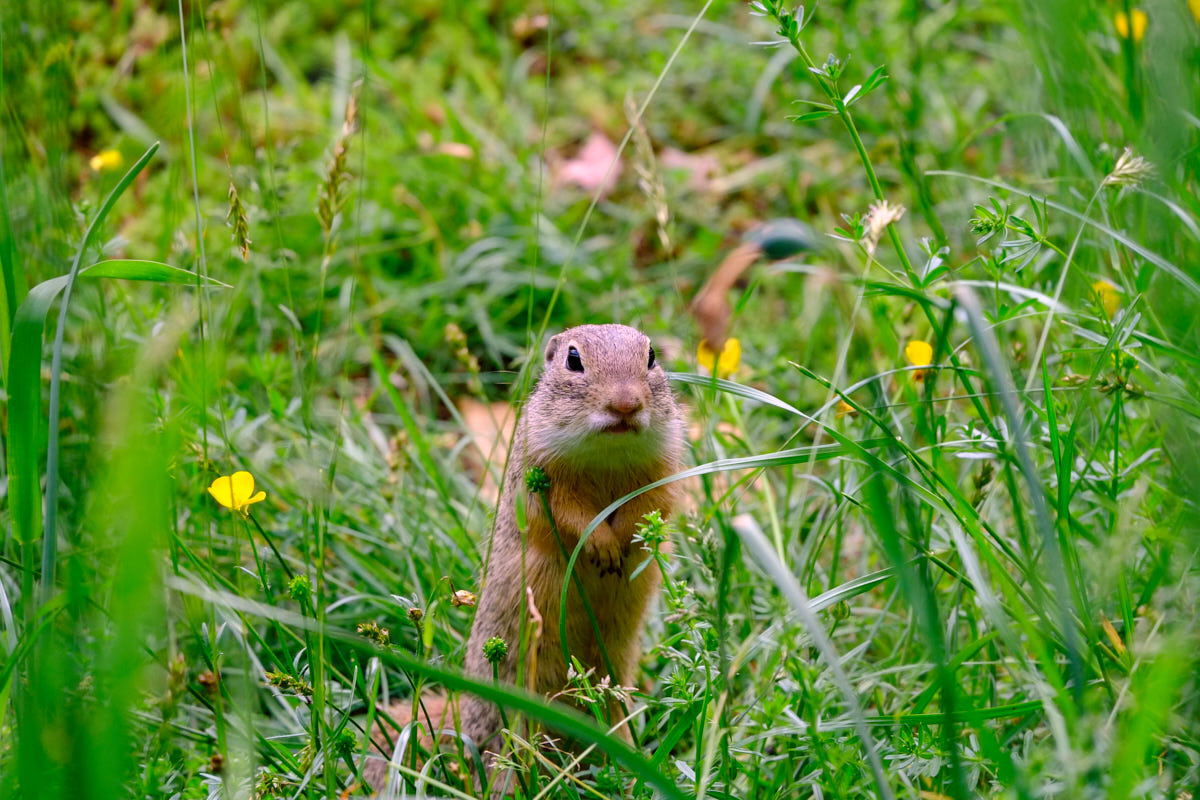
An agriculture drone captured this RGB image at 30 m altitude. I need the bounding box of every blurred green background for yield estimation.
[2,0,1199,797]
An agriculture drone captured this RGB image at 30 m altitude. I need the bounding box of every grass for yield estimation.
[2,0,1200,797]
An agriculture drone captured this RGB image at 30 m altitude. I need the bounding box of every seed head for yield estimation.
[525,467,551,494]
[287,574,312,605]
[333,729,358,760]
[482,636,509,665]
[1103,147,1152,188]
[862,200,906,256]
[356,620,391,647]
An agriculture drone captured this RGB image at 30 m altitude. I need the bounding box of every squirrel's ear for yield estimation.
[544,334,562,363]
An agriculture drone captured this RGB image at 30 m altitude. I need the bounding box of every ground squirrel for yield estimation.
[368,324,684,786]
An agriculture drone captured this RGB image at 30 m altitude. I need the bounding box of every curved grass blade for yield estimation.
[734,513,894,799]
[41,142,162,603]
[668,371,813,421]
[555,442,875,670]
[8,257,225,570]
[954,284,1085,706]
[850,700,1043,728]
[82,258,231,286]
[808,564,900,613]
[166,575,688,800]
[0,146,21,381]
[554,441,891,663]
[549,439,892,799]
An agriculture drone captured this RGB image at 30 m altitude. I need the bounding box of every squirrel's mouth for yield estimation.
[601,420,639,434]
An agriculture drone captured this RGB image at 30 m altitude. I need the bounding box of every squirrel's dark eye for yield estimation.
[566,346,584,373]
[648,345,656,369]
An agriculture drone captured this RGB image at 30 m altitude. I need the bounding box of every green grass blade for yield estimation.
[167,576,688,800]
[7,255,224,600]
[856,700,1043,727]
[0,138,21,381]
[954,284,1085,705]
[556,441,886,670]
[0,27,22,383]
[931,170,1200,299]
[734,511,894,800]
[80,258,232,286]
[808,564,901,613]
[41,141,161,603]
[668,371,813,420]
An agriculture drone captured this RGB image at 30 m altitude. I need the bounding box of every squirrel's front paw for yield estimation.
[584,530,623,576]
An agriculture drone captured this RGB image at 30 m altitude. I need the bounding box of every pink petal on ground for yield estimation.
[557,132,622,194]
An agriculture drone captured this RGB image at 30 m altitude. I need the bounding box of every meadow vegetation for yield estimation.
[2,0,1200,797]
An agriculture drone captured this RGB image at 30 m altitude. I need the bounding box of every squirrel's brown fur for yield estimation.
[365,324,684,788]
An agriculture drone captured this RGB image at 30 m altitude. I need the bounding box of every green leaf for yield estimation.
[169,576,691,800]
[853,700,1042,727]
[0,144,22,383]
[788,109,834,124]
[808,564,901,613]
[669,371,812,420]
[41,142,163,603]
[861,64,889,93]
[81,258,231,286]
[6,251,225,607]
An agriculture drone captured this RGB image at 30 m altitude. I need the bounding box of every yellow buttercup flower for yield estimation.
[208,471,267,516]
[905,340,933,367]
[1115,9,1148,42]
[1091,279,1121,318]
[697,337,741,378]
[89,149,123,172]
[905,339,934,382]
[1190,0,1200,24]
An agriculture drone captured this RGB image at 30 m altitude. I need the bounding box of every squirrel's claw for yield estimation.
[584,532,623,576]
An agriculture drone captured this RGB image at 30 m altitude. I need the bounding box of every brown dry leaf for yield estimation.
[555,132,622,195]
[691,240,760,351]
[457,398,516,503]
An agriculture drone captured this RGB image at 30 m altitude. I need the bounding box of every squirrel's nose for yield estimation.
[607,392,644,416]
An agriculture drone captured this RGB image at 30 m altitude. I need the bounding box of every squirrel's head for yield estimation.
[526,324,682,469]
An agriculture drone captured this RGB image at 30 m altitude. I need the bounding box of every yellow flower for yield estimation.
[207,471,267,515]
[89,149,124,172]
[1115,9,1148,42]
[1191,0,1200,24]
[1091,279,1121,318]
[697,337,741,378]
[905,339,934,382]
[905,340,934,367]
[835,400,857,419]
